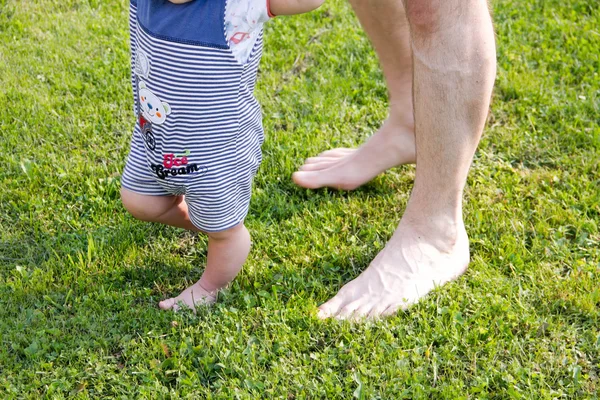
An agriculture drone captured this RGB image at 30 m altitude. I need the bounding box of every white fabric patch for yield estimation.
[225,0,271,63]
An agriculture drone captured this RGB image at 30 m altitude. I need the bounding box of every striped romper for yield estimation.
[121,0,271,232]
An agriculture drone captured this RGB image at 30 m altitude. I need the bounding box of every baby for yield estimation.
[120,0,323,311]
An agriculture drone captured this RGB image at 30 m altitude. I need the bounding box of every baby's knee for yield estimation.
[206,222,246,241]
[120,188,167,222]
[121,188,146,220]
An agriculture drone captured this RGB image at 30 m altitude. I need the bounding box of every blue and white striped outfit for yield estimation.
[122,0,267,232]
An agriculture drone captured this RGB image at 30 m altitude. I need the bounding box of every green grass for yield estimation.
[1,0,599,397]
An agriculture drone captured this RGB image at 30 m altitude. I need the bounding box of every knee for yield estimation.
[121,189,147,221]
[206,222,246,241]
[120,188,165,222]
[404,0,445,35]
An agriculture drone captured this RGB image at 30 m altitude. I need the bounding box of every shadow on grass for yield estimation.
[2,174,404,347]
[250,174,403,224]
[533,296,599,328]
[1,215,350,307]
[0,237,53,270]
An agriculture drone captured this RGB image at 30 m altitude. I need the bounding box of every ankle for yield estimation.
[196,279,220,296]
[409,181,464,212]
[370,117,416,163]
[387,105,415,133]
[401,206,466,250]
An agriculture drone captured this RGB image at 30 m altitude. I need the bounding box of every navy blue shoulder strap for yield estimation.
[135,0,228,48]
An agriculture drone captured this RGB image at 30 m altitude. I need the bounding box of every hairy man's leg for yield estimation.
[318,0,497,319]
[293,0,415,190]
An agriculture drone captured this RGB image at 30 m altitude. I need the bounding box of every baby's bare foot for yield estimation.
[159,223,251,312]
[159,280,217,312]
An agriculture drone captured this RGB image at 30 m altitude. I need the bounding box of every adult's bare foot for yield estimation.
[158,280,217,312]
[317,215,470,319]
[292,117,415,190]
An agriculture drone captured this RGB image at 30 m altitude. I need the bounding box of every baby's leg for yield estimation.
[158,222,251,311]
[121,188,198,231]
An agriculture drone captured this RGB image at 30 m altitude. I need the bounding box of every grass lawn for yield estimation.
[1,0,599,397]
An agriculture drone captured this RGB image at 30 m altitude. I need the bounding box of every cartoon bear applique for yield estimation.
[133,49,171,150]
[137,81,171,150]
[138,81,171,125]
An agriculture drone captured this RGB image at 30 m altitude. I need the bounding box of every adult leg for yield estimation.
[292,0,415,190]
[318,0,496,319]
